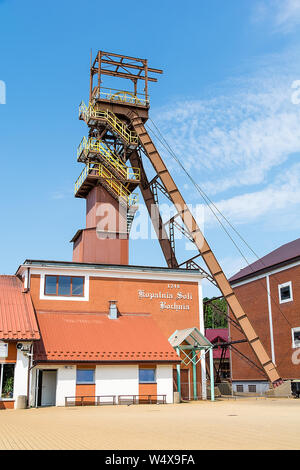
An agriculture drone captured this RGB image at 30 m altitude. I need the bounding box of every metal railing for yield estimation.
[92,86,149,107]
[74,162,139,206]
[77,136,140,181]
[79,101,138,146]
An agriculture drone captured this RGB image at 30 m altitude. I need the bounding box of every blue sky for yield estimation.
[0,0,300,296]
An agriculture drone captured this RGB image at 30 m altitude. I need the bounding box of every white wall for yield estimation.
[29,364,174,406]
[95,365,139,400]
[156,365,173,403]
[30,365,76,407]
[13,345,31,408]
[56,366,76,406]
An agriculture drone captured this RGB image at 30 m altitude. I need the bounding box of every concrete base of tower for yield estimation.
[71,227,129,265]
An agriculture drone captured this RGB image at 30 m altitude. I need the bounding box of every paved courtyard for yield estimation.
[0,398,300,450]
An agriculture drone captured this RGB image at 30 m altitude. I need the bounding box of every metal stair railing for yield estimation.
[79,101,138,145]
[74,162,138,207]
[77,136,140,181]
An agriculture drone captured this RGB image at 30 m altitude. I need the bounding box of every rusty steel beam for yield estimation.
[129,150,178,268]
[130,114,282,385]
[99,58,163,75]
[91,68,159,82]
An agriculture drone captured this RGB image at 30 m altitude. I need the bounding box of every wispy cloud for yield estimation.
[50,190,73,200]
[254,0,300,33]
[204,162,300,227]
[153,51,300,198]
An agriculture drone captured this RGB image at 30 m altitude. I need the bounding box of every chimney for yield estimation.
[108,300,119,319]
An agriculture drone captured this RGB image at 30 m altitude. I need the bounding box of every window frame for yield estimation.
[44,275,85,298]
[76,368,95,385]
[0,363,15,401]
[138,368,156,384]
[278,281,293,304]
[292,327,300,349]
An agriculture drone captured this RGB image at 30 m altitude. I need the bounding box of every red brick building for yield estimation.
[229,238,300,394]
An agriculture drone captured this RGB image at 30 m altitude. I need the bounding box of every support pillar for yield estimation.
[192,349,197,400]
[209,348,215,402]
[176,347,181,401]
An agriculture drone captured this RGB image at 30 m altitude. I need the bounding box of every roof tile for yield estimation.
[34,312,179,363]
[0,276,40,340]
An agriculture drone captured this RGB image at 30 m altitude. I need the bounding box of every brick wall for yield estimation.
[230,264,300,381]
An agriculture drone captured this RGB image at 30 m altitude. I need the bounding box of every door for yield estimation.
[180,369,190,400]
[173,369,190,400]
[40,370,57,406]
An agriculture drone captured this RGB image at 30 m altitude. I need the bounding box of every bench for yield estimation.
[65,394,167,407]
[65,395,117,407]
[118,395,167,405]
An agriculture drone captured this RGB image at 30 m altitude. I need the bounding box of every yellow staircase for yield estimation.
[79,101,138,146]
[74,162,138,207]
[77,136,140,183]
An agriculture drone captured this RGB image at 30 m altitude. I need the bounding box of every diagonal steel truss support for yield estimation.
[129,150,178,268]
[129,113,281,385]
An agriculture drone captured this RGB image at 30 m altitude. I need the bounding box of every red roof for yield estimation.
[0,276,40,340]
[205,329,229,359]
[34,312,180,363]
[230,238,300,283]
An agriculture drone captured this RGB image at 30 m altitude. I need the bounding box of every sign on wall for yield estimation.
[0,341,8,358]
[138,284,194,311]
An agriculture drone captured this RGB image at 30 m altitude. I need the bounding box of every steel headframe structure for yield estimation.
[76,50,282,387]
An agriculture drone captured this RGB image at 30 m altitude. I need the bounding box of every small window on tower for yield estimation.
[278,282,293,304]
[292,328,300,348]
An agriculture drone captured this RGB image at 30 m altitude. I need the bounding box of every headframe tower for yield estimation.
[72,50,282,386]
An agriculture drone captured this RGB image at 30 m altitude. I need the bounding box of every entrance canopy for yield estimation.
[168,327,215,402]
[169,327,212,350]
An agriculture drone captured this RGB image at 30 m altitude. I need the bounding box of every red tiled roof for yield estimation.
[0,276,40,340]
[34,312,180,363]
[205,328,229,359]
[230,238,300,283]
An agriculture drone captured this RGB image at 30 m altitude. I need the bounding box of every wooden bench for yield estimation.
[118,394,167,405]
[65,395,117,407]
[65,394,167,407]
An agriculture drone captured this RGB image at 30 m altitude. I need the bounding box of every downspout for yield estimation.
[27,343,34,408]
[266,275,276,365]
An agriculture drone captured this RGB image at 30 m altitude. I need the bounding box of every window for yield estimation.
[76,369,95,384]
[139,368,156,383]
[0,364,15,399]
[236,385,243,393]
[248,385,256,393]
[292,328,300,348]
[45,275,84,297]
[278,281,293,304]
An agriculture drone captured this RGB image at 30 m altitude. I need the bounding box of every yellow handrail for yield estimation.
[77,136,140,181]
[79,101,138,145]
[74,162,138,206]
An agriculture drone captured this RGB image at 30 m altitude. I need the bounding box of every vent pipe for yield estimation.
[108,300,119,319]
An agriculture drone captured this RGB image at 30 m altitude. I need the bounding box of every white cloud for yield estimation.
[254,0,300,33]
[204,162,300,227]
[152,56,300,197]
